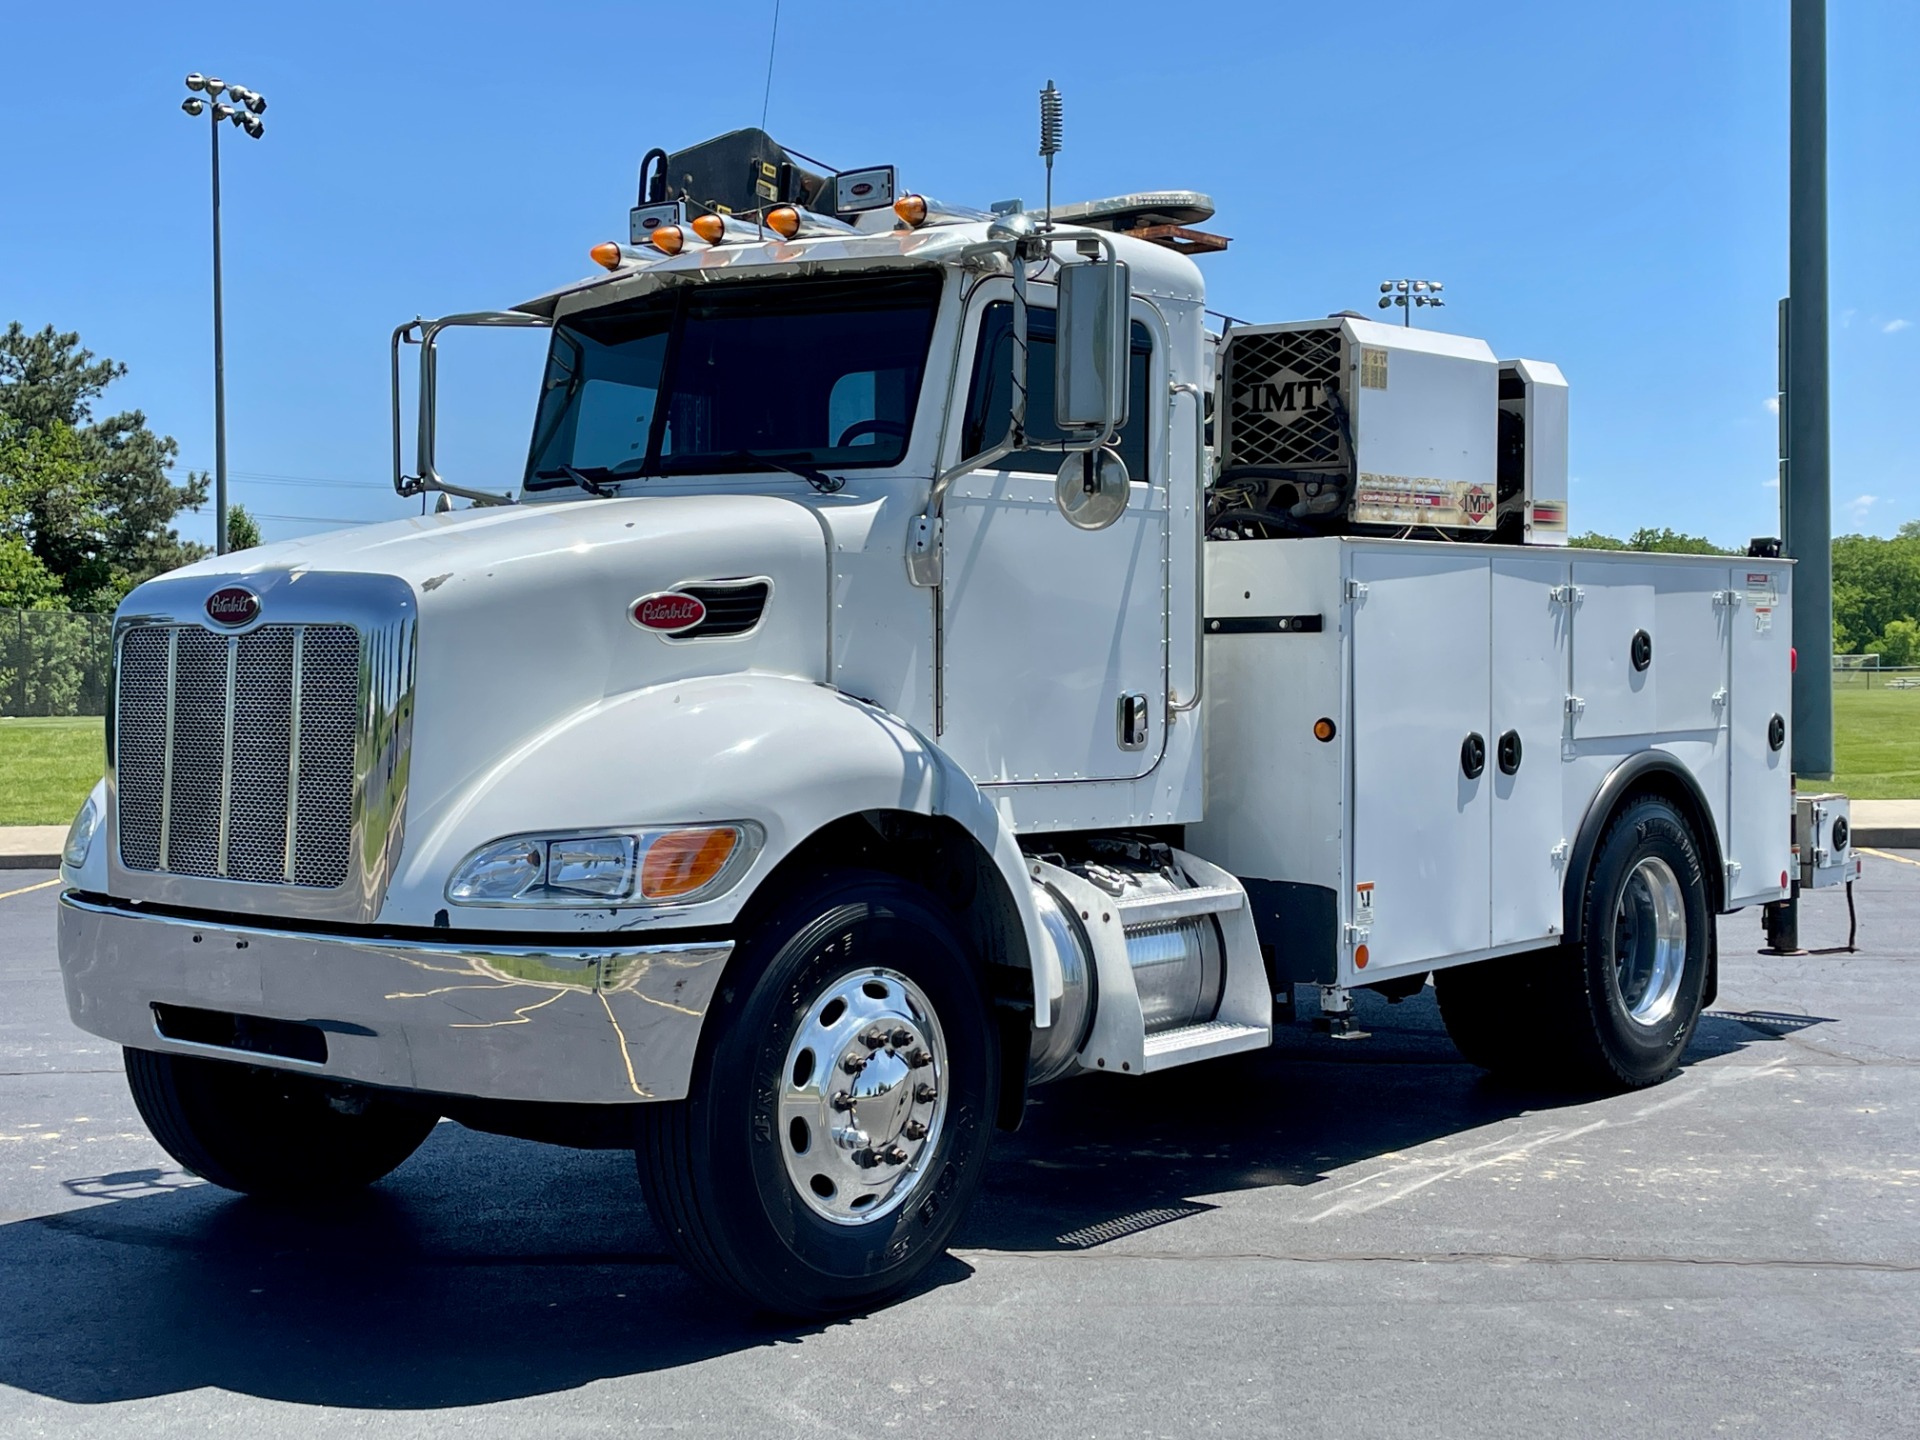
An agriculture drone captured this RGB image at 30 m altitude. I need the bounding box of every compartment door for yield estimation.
[1727,563,1793,903]
[1349,548,1492,968]
[1570,560,1659,739]
[1490,552,1570,948]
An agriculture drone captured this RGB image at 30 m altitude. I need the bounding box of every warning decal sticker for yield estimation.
[1746,570,1778,633]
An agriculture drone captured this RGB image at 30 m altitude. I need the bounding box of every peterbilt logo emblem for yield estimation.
[204,586,260,626]
[631,592,707,633]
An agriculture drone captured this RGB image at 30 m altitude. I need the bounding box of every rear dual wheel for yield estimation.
[1437,794,1712,1090]
[635,871,998,1317]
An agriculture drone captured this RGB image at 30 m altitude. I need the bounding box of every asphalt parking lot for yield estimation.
[3,859,1917,1438]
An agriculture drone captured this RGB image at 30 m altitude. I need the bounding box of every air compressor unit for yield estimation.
[1215,316,1567,544]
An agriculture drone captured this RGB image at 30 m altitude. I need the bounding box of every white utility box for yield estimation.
[1191,538,1795,988]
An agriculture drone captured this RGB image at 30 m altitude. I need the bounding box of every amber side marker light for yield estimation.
[1354,944,1370,970]
[640,827,740,901]
[893,194,928,227]
[649,225,686,256]
[764,205,802,240]
[1313,717,1337,742]
[589,242,622,271]
[690,213,726,244]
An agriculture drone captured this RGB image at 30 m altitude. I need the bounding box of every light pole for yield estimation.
[180,73,266,555]
[1378,278,1445,327]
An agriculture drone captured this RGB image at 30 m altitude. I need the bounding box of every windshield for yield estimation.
[525,271,942,490]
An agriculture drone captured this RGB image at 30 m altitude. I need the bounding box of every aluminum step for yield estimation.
[1139,1020,1269,1072]
[1112,884,1245,927]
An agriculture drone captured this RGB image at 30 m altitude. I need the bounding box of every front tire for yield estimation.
[635,870,998,1317]
[124,1048,439,1196]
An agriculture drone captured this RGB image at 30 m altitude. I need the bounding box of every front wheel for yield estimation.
[124,1048,439,1196]
[635,871,998,1317]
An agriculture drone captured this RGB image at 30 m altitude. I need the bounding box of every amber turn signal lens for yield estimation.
[588,242,622,271]
[690,213,726,244]
[1313,717,1337,742]
[893,194,928,227]
[649,225,685,256]
[639,827,740,900]
[764,205,801,239]
[1354,943,1370,970]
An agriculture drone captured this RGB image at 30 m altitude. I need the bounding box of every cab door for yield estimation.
[937,285,1168,784]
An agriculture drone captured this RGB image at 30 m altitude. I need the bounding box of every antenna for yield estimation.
[1039,79,1062,228]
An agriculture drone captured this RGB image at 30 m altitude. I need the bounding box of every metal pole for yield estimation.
[210,107,229,556]
[1784,0,1832,777]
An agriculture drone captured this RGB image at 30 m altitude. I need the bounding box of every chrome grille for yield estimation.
[115,623,362,889]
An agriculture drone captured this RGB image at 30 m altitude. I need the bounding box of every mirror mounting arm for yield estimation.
[392,310,552,508]
[907,228,1125,588]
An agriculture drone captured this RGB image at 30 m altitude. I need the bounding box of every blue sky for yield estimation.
[3,1,1915,549]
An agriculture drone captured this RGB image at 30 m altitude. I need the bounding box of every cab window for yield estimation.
[960,302,1153,478]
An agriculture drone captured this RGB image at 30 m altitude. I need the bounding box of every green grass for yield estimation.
[1831,685,1920,800]
[0,683,1912,829]
[0,717,105,826]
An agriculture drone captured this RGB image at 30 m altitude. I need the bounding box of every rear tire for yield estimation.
[635,870,998,1318]
[1438,793,1711,1091]
[124,1048,439,1197]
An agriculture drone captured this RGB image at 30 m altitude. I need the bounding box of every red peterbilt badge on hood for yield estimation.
[205,586,261,626]
[631,591,707,634]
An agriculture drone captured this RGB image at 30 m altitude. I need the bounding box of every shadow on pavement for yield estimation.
[0,986,1820,1409]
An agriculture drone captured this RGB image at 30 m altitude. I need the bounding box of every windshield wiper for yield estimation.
[712,450,846,494]
[532,465,616,497]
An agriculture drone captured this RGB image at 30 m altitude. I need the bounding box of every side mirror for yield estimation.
[1054,446,1130,530]
[391,310,550,507]
[1054,258,1130,437]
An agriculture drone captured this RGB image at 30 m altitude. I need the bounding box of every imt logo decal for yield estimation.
[1236,369,1328,418]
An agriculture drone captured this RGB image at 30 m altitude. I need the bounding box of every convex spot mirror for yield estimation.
[1055,446,1131,530]
[1054,258,1131,437]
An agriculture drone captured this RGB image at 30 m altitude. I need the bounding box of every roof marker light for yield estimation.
[690,213,726,244]
[650,225,686,256]
[894,194,928,228]
[589,242,622,271]
[765,205,802,240]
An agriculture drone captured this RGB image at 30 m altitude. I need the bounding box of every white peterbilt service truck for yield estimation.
[54,125,1856,1316]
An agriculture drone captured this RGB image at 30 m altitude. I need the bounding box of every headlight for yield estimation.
[63,795,101,868]
[446,824,760,907]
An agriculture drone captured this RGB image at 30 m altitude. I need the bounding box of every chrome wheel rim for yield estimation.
[1612,855,1687,1027]
[779,968,948,1227]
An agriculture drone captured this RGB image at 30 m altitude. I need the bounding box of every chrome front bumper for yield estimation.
[57,893,732,1104]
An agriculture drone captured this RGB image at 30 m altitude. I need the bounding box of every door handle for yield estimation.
[1461,732,1487,780]
[1498,729,1523,775]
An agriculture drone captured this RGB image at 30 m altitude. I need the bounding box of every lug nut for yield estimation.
[907,1048,933,1069]
[884,1145,910,1165]
[842,1054,868,1075]
[831,1092,856,1112]
[914,1083,937,1104]
[903,1121,928,1141]
[861,1028,889,1049]
[853,1147,882,1169]
[889,1027,914,1049]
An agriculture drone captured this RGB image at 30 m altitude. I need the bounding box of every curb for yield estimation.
[1859,827,1920,850]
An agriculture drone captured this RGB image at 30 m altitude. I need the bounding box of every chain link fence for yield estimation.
[0,609,114,717]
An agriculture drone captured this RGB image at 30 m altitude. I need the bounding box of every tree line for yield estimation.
[1571,523,1920,667]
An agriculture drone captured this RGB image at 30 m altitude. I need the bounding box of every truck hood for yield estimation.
[124,493,831,893]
